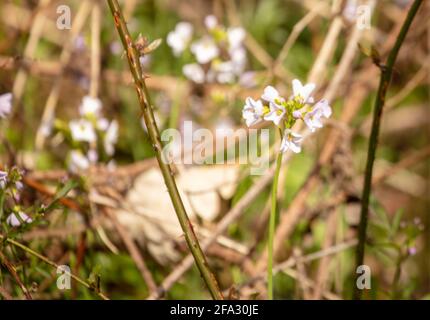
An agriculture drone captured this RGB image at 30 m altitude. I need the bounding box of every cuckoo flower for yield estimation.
[262,86,286,126]
[303,99,331,132]
[242,78,332,300]
[314,98,332,118]
[303,107,323,132]
[280,130,303,153]
[242,97,264,127]
[291,79,315,105]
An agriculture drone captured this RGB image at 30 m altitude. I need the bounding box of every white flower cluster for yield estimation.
[66,96,118,172]
[167,15,249,85]
[243,79,332,153]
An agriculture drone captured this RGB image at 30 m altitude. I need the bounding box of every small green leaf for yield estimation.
[44,180,78,213]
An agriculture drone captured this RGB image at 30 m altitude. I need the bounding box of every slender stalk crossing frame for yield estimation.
[354,0,423,300]
[0,234,109,300]
[106,0,223,300]
[268,144,284,299]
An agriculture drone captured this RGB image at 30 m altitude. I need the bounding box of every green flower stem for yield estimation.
[268,148,284,300]
[106,0,223,300]
[354,0,423,300]
[0,234,109,300]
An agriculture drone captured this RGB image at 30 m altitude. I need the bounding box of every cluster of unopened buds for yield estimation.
[243,79,332,153]
[53,96,118,173]
[167,15,252,85]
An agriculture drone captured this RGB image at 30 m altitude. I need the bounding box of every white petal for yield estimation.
[261,86,279,102]
[290,131,303,140]
[6,212,32,227]
[301,83,316,101]
[290,141,301,153]
[264,106,284,126]
[315,99,332,118]
[292,79,303,97]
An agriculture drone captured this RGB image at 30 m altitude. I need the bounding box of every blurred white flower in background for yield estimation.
[6,211,33,227]
[69,150,90,172]
[0,92,12,118]
[211,61,235,84]
[167,22,193,56]
[69,119,97,143]
[239,71,257,88]
[54,95,119,172]
[191,36,219,64]
[183,63,205,84]
[227,27,246,49]
[87,149,98,163]
[167,16,249,85]
[104,120,119,156]
[204,15,218,30]
[79,95,102,117]
[97,117,110,131]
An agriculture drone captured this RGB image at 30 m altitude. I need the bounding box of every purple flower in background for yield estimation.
[408,247,417,256]
[0,170,7,189]
[6,212,33,227]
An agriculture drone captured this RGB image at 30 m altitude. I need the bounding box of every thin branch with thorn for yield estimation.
[354,0,423,300]
[105,0,223,300]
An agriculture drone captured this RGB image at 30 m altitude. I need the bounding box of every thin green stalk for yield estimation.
[354,0,423,300]
[0,234,109,300]
[268,150,283,300]
[106,0,223,300]
[391,251,405,299]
